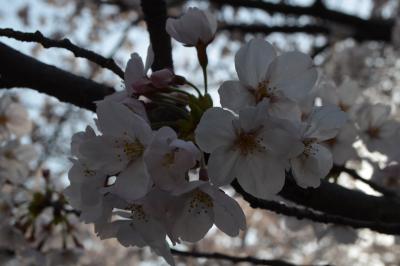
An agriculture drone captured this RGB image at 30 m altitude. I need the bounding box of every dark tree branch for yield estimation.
[0,42,114,111]
[171,248,327,266]
[332,165,400,200]
[211,0,394,42]
[232,180,400,236]
[221,24,330,36]
[0,28,124,78]
[278,174,400,224]
[141,0,174,70]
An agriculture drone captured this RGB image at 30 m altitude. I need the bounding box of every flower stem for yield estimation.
[185,81,202,97]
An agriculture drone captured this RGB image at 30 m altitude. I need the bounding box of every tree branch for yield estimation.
[141,0,174,70]
[220,24,330,36]
[332,165,400,200]
[211,0,394,42]
[0,28,124,79]
[232,180,400,236]
[0,42,114,111]
[171,248,326,266]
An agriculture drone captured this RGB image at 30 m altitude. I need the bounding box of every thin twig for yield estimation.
[0,28,124,78]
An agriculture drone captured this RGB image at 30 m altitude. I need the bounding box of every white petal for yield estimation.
[172,194,214,242]
[267,51,317,101]
[291,144,332,188]
[304,105,347,141]
[195,107,236,153]
[218,80,255,112]
[261,119,304,158]
[235,38,276,88]
[79,136,127,173]
[96,100,153,144]
[235,152,286,199]
[124,53,145,89]
[267,93,302,122]
[115,221,147,247]
[208,146,240,186]
[108,159,151,201]
[237,100,269,132]
[166,7,215,46]
[144,45,154,73]
[208,188,246,236]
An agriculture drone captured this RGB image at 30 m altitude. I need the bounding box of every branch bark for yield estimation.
[141,0,174,70]
[211,0,394,42]
[0,42,115,111]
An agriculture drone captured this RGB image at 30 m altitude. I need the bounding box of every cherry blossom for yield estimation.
[195,101,304,199]
[0,95,32,140]
[323,122,358,165]
[144,126,200,191]
[355,103,400,153]
[95,197,175,266]
[218,38,317,120]
[64,160,114,223]
[167,181,246,242]
[319,78,360,118]
[290,105,347,188]
[166,7,217,47]
[79,100,153,201]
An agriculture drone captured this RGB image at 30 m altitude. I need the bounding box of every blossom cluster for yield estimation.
[63,6,400,266]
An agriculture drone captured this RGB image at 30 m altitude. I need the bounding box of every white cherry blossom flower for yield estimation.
[218,38,317,120]
[290,105,347,188]
[64,160,114,223]
[319,77,360,114]
[166,7,217,47]
[79,100,153,201]
[144,127,200,191]
[195,101,304,199]
[163,181,246,243]
[96,200,175,266]
[323,122,358,165]
[355,103,400,153]
[0,95,32,140]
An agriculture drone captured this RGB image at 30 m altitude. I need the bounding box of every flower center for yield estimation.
[0,115,8,125]
[234,131,263,155]
[188,189,213,214]
[367,127,380,139]
[115,138,144,161]
[130,204,148,222]
[162,150,176,167]
[302,138,318,157]
[254,80,275,103]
